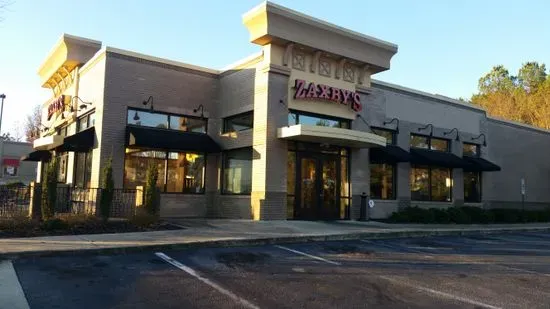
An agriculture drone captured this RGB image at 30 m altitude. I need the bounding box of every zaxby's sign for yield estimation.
[47,95,70,120]
[293,79,362,112]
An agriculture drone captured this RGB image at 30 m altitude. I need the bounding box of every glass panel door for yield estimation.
[299,157,317,220]
[321,157,338,219]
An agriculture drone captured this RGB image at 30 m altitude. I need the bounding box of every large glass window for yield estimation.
[74,151,93,188]
[288,111,350,129]
[77,112,95,132]
[57,152,69,183]
[372,128,395,145]
[463,143,479,157]
[223,112,254,133]
[223,148,253,194]
[464,171,481,203]
[410,134,449,152]
[127,108,207,132]
[410,165,452,201]
[370,163,395,199]
[124,148,205,193]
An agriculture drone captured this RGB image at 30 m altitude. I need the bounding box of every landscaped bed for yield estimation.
[0,214,182,238]
[388,206,550,224]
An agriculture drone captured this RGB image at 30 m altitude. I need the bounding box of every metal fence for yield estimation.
[0,185,31,218]
[0,185,140,219]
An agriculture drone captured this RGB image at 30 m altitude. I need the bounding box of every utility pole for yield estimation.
[0,94,5,181]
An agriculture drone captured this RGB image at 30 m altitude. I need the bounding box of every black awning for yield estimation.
[370,145,411,163]
[410,148,470,168]
[126,125,221,153]
[21,150,51,162]
[463,156,501,172]
[57,127,95,153]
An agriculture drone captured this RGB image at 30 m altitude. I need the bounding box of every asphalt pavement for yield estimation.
[10,231,550,309]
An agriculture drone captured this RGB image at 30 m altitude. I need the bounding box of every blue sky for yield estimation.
[0,0,548,137]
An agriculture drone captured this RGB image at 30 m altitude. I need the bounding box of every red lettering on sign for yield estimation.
[306,82,318,98]
[341,89,351,105]
[318,84,330,99]
[47,95,66,120]
[352,93,362,112]
[294,79,306,99]
[330,88,341,102]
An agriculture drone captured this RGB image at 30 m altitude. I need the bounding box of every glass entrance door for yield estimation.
[295,154,340,220]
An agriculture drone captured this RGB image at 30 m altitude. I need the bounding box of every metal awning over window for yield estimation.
[126,125,221,153]
[20,150,52,162]
[410,148,470,168]
[56,127,95,153]
[463,156,501,172]
[370,145,411,163]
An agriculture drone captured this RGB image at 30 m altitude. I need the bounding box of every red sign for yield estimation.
[293,79,362,112]
[47,95,67,120]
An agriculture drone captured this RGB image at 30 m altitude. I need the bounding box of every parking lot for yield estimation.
[12,231,550,309]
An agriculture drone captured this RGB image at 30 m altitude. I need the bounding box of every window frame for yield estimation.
[463,142,480,157]
[410,164,453,202]
[123,148,207,194]
[410,134,450,152]
[371,127,396,145]
[76,111,96,133]
[369,162,397,200]
[221,147,253,195]
[56,152,69,183]
[73,150,93,189]
[127,107,208,133]
[223,111,254,133]
[288,110,351,129]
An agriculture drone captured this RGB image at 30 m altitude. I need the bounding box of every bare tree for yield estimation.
[24,105,42,142]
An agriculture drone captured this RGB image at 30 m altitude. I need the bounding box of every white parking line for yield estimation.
[496,264,550,277]
[0,261,30,309]
[274,245,341,265]
[360,239,428,254]
[155,252,260,309]
[379,276,502,309]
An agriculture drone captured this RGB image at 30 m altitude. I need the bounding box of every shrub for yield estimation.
[42,218,69,231]
[461,206,494,224]
[99,157,114,221]
[130,208,158,228]
[144,163,160,215]
[41,158,58,220]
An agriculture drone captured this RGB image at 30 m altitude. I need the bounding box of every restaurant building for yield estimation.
[25,2,550,220]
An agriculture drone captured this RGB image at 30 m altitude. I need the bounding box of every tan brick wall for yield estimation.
[159,194,207,218]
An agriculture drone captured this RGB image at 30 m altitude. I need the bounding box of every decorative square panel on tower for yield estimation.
[319,59,331,77]
[343,64,355,82]
[292,52,305,71]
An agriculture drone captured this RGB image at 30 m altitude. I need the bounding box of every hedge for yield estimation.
[388,206,550,224]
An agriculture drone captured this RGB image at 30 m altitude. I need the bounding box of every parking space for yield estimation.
[12,232,550,309]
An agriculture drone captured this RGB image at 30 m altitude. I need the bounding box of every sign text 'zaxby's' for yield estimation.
[293,79,362,112]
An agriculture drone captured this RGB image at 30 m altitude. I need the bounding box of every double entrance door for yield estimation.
[295,153,340,220]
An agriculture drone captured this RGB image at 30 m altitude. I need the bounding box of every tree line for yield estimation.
[471,62,550,129]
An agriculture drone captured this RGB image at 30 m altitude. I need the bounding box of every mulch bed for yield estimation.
[0,220,182,238]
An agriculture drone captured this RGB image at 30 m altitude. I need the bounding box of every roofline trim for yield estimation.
[488,116,550,135]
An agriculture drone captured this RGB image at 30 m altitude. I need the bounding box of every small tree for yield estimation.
[41,157,58,220]
[144,163,159,215]
[99,156,114,220]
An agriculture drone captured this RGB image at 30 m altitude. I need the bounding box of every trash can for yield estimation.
[359,192,369,221]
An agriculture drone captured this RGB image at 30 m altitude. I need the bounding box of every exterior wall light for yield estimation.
[471,133,487,147]
[194,104,205,119]
[73,96,92,110]
[444,128,460,141]
[383,118,399,133]
[418,123,434,136]
[142,96,154,111]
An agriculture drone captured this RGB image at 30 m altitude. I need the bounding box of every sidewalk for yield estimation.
[1,219,549,258]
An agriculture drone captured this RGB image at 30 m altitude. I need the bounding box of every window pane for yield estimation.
[170,116,206,133]
[340,157,349,197]
[184,153,205,193]
[127,109,168,129]
[372,129,394,145]
[410,166,429,201]
[57,153,69,182]
[4,166,17,176]
[223,148,252,194]
[463,143,479,157]
[298,114,341,128]
[431,138,449,152]
[464,171,481,202]
[370,163,394,199]
[340,198,350,220]
[124,149,166,190]
[287,152,295,195]
[224,112,254,133]
[85,151,93,188]
[88,113,96,128]
[410,135,429,149]
[287,196,295,219]
[431,167,452,202]
[74,152,86,188]
[288,113,298,126]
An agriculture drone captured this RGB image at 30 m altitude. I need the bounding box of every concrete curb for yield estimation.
[2,226,549,260]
